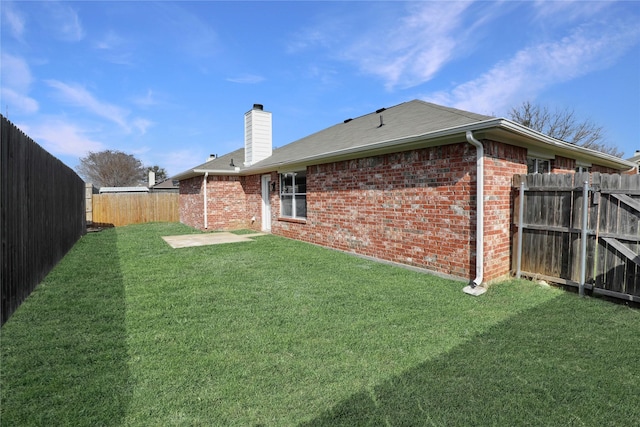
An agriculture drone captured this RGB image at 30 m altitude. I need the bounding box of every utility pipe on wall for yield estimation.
[203,172,209,229]
[463,131,486,296]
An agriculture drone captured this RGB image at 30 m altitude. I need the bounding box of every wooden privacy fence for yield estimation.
[1,115,86,326]
[92,192,179,226]
[513,173,640,302]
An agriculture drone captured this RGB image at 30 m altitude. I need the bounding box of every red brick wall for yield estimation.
[273,143,475,279]
[179,176,204,229]
[483,141,528,281]
[179,140,618,282]
[179,175,258,231]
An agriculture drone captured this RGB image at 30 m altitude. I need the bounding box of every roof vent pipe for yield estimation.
[463,130,486,296]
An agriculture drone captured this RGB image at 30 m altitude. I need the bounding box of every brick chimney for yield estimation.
[244,104,272,167]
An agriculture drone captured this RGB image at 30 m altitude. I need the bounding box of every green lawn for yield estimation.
[1,223,639,426]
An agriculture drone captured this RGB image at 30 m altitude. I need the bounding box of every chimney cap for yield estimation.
[252,103,264,111]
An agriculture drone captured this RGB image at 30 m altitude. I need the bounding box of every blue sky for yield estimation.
[2,1,639,177]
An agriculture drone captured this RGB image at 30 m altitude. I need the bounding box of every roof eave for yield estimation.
[172,168,242,181]
[486,120,636,171]
[174,118,635,178]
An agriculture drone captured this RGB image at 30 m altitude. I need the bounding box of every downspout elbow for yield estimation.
[464,131,485,295]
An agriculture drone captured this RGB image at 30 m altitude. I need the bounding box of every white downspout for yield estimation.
[463,131,486,296]
[203,172,209,229]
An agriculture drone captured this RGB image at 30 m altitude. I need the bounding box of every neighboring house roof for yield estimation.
[152,179,180,191]
[173,100,636,180]
[627,151,640,164]
[99,186,149,193]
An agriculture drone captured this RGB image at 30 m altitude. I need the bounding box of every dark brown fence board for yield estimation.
[513,172,640,302]
[1,115,86,325]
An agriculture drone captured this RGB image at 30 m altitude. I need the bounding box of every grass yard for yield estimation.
[1,222,639,426]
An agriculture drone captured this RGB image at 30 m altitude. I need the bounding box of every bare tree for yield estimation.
[77,150,146,187]
[508,101,623,157]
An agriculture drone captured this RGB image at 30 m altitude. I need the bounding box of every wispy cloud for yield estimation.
[341,2,474,90]
[131,89,159,108]
[425,19,640,115]
[1,2,26,40]
[19,118,105,158]
[46,80,130,128]
[45,80,151,134]
[226,74,266,84]
[43,1,84,42]
[159,149,209,176]
[531,0,609,23]
[288,2,490,91]
[94,30,134,65]
[1,53,39,114]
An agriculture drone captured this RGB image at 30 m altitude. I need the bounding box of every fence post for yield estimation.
[516,180,525,279]
[579,180,589,297]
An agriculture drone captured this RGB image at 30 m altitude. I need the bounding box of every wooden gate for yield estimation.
[512,173,640,302]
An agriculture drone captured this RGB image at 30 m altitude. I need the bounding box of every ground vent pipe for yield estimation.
[463,131,486,296]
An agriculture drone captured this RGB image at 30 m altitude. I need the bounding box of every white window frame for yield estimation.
[280,171,307,219]
[527,158,551,174]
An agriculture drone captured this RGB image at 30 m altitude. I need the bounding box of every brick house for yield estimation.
[173,100,635,291]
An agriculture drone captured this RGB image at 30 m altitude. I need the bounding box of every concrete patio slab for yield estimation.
[162,232,266,249]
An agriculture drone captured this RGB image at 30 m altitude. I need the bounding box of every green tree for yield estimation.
[508,101,623,157]
[146,165,168,184]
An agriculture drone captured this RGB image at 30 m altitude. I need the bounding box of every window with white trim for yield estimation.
[527,158,550,174]
[280,171,306,219]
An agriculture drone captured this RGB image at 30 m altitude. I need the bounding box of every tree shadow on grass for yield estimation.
[1,229,131,426]
[302,295,640,426]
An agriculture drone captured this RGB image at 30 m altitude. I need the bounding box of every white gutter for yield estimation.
[463,131,486,296]
[203,172,208,229]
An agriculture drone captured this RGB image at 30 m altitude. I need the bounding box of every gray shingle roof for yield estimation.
[252,100,492,170]
[188,147,246,173]
[172,99,635,180]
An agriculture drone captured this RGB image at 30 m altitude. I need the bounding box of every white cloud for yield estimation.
[2,53,33,92]
[94,30,134,65]
[1,88,39,114]
[132,118,153,135]
[532,0,609,23]
[226,74,266,84]
[43,1,84,42]
[425,20,640,115]
[1,53,38,114]
[46,79,130,129]
[131,90,158,108]
[20,118,105,157]
[159,149,209,176]
[45,80,151,135]
[341,2,473,90]
[1,2,26,40]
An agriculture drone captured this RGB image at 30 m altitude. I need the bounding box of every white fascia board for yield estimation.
[193,168,241,175]
[172,168,241,181]
[495,119,636,170]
